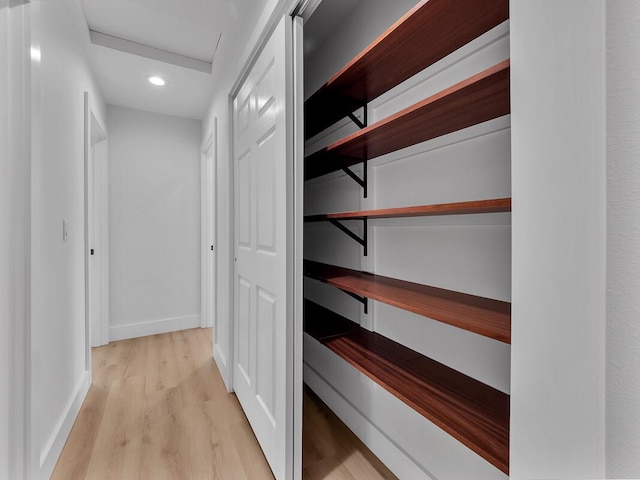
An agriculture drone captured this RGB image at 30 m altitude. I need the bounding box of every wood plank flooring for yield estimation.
[51,328,396,480]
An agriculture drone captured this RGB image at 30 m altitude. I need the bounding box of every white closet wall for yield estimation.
[510,1,607,477]
[606,2,640,476]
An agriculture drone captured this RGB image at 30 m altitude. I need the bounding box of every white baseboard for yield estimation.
[109,314,201,342]
[39,370,90,479]
[303,362,432,480]
[213,344,233,393]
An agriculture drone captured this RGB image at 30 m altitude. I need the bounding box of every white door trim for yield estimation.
[229,0,305,97]
[84,92,109,352]
[1,2,31,477]
[291,15,304,479]
[201,127,216,329]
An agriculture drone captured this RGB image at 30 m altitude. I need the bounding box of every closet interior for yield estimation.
[302,0,512,477]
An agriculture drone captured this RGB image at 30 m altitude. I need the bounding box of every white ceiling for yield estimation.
[85,43,214,120]
[79,0,267,120]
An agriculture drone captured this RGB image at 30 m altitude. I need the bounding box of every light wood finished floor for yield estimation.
[51,328,396,480]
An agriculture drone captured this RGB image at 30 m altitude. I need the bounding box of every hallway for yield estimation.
[51,329,396,479]
[3,0,640,478]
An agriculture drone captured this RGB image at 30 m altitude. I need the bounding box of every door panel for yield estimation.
[237,149,251,247]
[256,287,276,421]
[257,137,276,251]
[237,276,252,383]
[233,15,297,480]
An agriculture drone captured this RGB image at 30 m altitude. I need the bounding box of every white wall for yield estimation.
[29,0,106,477]
[1,6,12,478]
[1,1,30,478]
[0,2,8,470]
[510,1,606,478]
[606,1,640,477]
[108,105,201,341]
[303,1,510,478]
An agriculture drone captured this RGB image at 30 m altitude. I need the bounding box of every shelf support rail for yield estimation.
[340,289,368,314]
[329,218,368,256]
[340,157,368,198]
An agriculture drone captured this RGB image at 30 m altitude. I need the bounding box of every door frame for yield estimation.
[201,125,216,330]
[84,92,109,352]
[227,2,306,478]
[1,1,31,477]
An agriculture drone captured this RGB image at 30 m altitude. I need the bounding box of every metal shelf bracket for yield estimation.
[347,105,367,130]
[329,218,368,256]
[340,289,368,314]
[340,158,368,198]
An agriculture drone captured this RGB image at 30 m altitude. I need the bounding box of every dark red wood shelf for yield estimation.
[304,260,511,344]
[305,198,511,222]
[305,60,510,180]
[304,299,510,474]
[303,300,360,341]
[304,0,509,139]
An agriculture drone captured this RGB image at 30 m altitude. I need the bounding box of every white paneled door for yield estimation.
[232,15,302,480]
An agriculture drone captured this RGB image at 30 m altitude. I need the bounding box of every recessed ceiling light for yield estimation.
[30,47,41,62]
[148,76,166,86]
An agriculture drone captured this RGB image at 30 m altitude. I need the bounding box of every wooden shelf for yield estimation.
[304,299,510,474]
[304,0,509,139]
[303,300,360,341]
[305,60,510,180]
[304,260,511,344]
[305,198,511,222]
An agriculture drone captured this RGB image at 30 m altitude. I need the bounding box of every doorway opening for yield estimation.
[84,92,109,355]
[201,123,217,332]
